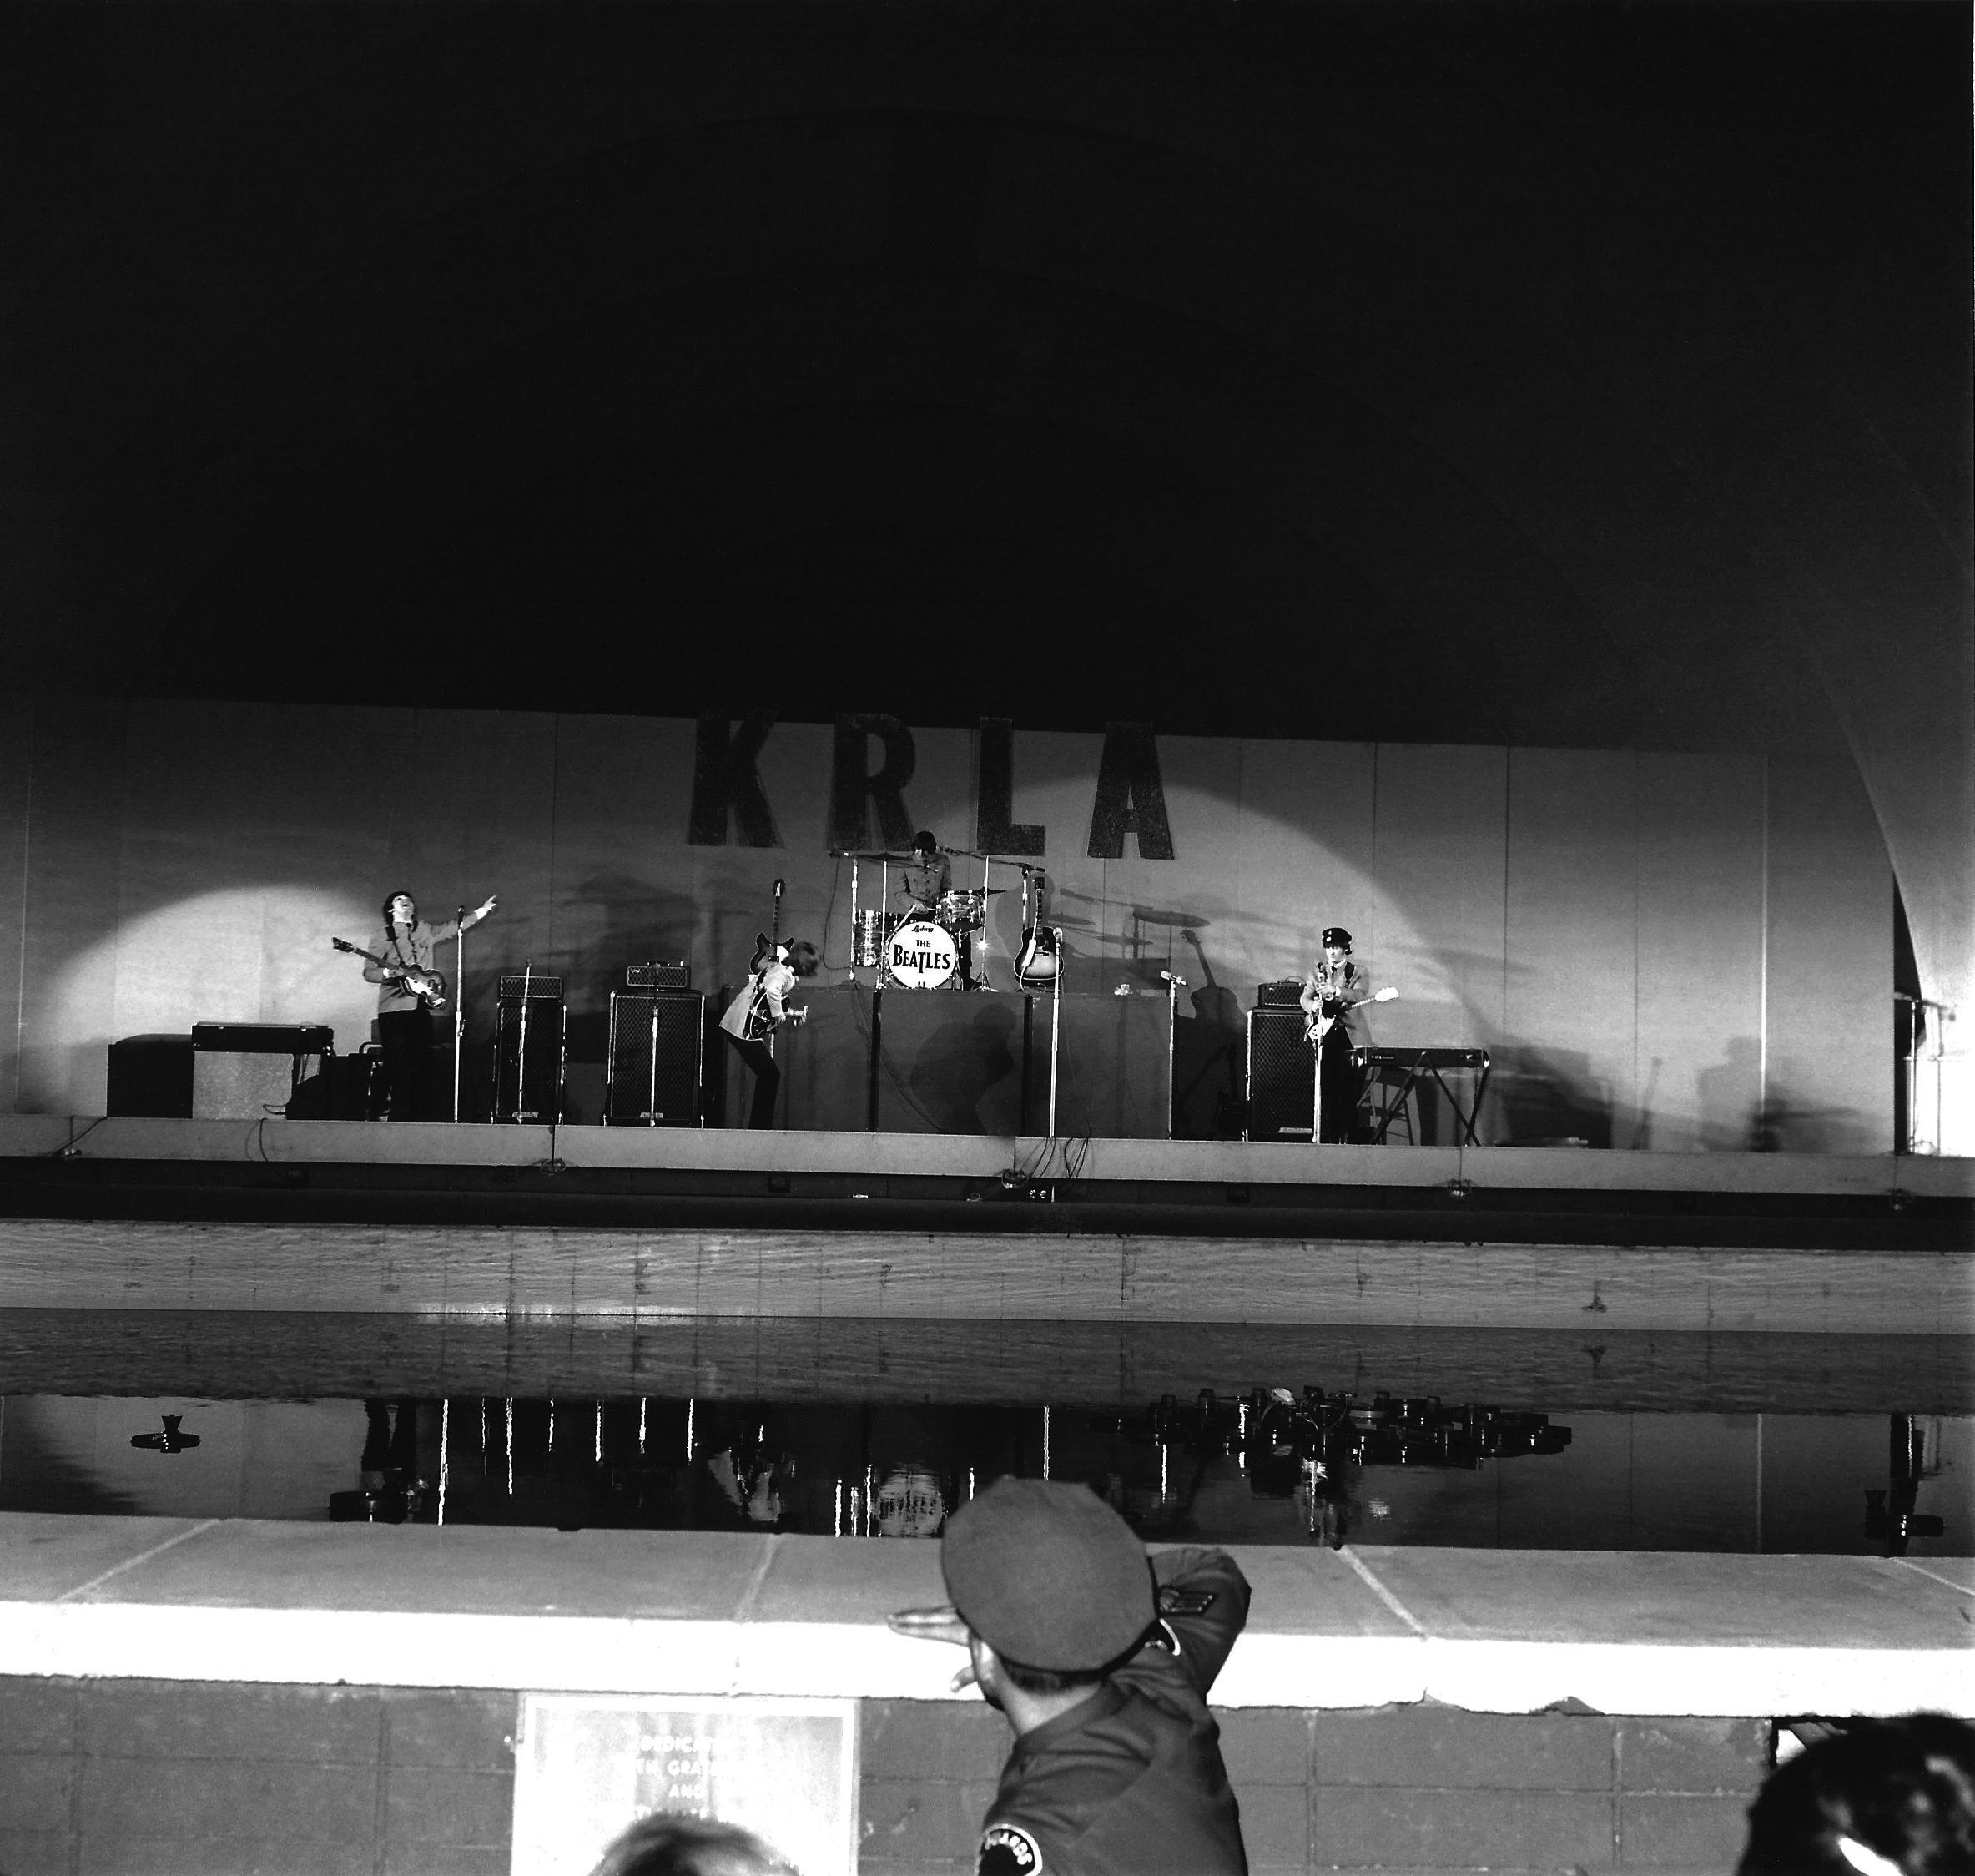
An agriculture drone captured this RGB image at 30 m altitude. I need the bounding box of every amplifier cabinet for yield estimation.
[1245,1006,1317,1141]
[492,992,567,1124]
[626,961,690,992]
[606,991,704,1126]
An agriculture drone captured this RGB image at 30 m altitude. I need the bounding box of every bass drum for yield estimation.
[887,917,958,989]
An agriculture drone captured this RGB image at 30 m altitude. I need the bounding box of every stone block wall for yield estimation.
[0,1679,1768,1876]
[858,1702,1770,1876]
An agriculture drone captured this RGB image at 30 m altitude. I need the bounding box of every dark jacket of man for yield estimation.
[974,1546,1252,1876]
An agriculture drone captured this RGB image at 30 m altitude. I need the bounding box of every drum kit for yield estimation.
[848,881,997,989]
[844,850,1030,992]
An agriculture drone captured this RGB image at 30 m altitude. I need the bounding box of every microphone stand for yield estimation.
[1047,928,1065,1138]
[1163,971,1186,1140]
[1310,983,1324,1148]
[514,959,533,1123]
[452,906,466,1124]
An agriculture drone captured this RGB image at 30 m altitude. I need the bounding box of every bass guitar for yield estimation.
[331,936,450,1010]
[1303,983,1398,1042]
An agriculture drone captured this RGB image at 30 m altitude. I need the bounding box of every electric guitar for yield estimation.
[331,937,450,1010]
[1303,983,1398,1042]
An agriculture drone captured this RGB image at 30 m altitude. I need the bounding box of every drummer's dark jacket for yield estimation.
[900,850,952,909]
[975,1547,1252,1876]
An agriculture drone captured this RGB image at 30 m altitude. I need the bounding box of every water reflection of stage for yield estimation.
[729,982,1175,1137]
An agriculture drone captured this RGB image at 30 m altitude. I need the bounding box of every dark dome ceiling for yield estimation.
[0,1,1964,759]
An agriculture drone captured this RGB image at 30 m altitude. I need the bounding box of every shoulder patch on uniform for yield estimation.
[977,1822,1043,1874]
[1157,1585,1217,1618]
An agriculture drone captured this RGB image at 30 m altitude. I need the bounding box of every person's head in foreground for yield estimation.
[1738,1714,1975,1876]
[940,1475,1155,1715]
[588,1812,794,1876]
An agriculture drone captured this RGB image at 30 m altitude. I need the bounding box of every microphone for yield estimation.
[1160,971,1188,986]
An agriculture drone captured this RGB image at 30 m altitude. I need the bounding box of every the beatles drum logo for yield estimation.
[889,919,958,989]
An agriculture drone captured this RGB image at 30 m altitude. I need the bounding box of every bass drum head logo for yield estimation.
[977,1822,1042,1874]
[888,918,957,989]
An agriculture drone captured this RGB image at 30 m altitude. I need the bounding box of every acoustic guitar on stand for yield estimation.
[330,937,449,1010]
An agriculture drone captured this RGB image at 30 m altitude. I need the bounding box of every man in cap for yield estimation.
[1299,925,1368,1142]
[889,1476,1251,1875]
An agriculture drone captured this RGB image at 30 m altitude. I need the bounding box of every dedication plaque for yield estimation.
[510,1692,858,1876]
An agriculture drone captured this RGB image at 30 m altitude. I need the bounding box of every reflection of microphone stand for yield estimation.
[452,906,467,1125]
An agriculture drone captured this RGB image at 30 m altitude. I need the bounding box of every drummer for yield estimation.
[899,830,952,915]
[899,830,980,991]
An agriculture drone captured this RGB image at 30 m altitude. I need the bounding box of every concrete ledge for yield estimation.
[2,1515,1966,1719]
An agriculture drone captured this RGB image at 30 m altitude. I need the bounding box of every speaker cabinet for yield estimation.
[492,991,567,1123]
[1245,1007,1316,1141]
[605,991,704,1126]
[108,1034,194,1117]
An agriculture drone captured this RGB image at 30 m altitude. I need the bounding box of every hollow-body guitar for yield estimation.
[331,936,449,1010]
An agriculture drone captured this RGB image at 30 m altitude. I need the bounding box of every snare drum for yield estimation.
[887,917,959,989]
[936,889,987,932]
[853,908,884,968]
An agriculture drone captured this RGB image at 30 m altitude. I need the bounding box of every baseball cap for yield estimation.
[940,1477,1155,1672]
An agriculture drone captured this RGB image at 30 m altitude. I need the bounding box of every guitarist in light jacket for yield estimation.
[365,890,496,1121]
[719,939,818,1129]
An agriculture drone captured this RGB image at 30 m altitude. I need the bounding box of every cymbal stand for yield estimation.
[976,854,992,990]
[849,858,860,981]
[879,859,891,987]
[1047,928,1065,1137]
[452,906,466,1124]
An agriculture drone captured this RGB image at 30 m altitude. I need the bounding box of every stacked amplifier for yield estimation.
[607,962,703,1127]
[493,972,566,1124]
[1246,991,1316,1141]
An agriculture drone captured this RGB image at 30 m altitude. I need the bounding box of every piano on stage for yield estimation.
[1348,1046,1491,1146]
